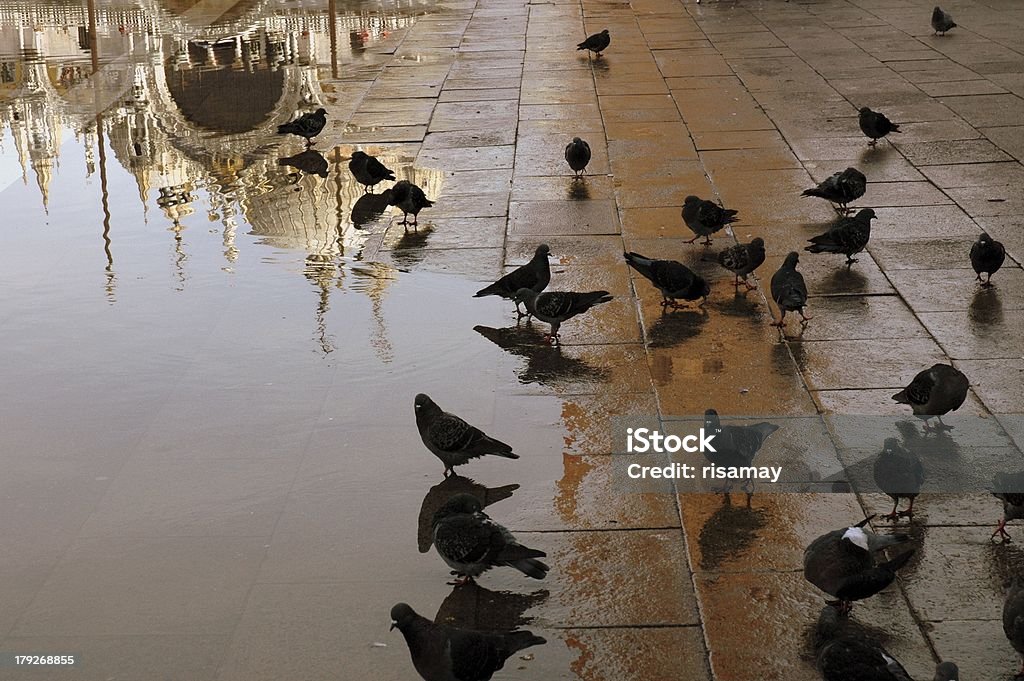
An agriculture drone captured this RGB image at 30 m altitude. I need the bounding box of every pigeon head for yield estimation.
[882,437,901,454]
[859,107,872,115]
[536,244,551,257]
[390,602,417,631]
[977,231,991,243]
[855,208,876,221]
[750,237,765,249]
[601,29,609,35]
[434,493,484,525]
[683,195,701,206]
[351,150,366,159]
[571,137,583,144]
[840,525,870,551]
[315,108,327,116]
[697,276,711,299]
[414,393,440,416]
[933,661,958,681]
[783,251,800,269]
[703,409,721,432]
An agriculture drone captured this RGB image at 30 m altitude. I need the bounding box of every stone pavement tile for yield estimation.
[607,137,699,164]
[509,200,619,236]
[761,252,895,297]
[981,125,1024,161]
[804,155,925,183]
[920,162,1024,188]
[956,359,1024,415]
[519,103,602,121]
[653,51,733,78]
[812,388,988,417]
[887,268,1024,312]
[729,57,827,92]
[620,206,694,239]
[595,79,670,96]
[505,235,622,266]
[674,89,776,132]
[666,74,748,92]
[381,217,506,250]
[440,169,513,196]
[518,117,606,136]
[438,87,520,103]
[339,124,427,143]
[603,119,693,145]
[940,94,1024,128]
[919,311,1024,360]
[930,619,1020,681]
[701,147,803,174]
[796,296,927,342]
[788,136,893,161]
[918,80,1009,97]
[519,88,597,106]
[859,493,1007,530]
[892,119,983,143]
[946,186,1024,218]
[894,138,1013,165]
[428,193,509,218]
[614,176,709,211]
[678,493,863,573]
[788,338,949,391]
[510,175,615,202]
[860,181,953,207]
[421,129,516,149]
[693,129,787,151]
[830,75,922,101]
[868,237,977,270]
[870,205,980,240]
[713,169,821,226]
[514,136,610,177]
[693,571,936,681]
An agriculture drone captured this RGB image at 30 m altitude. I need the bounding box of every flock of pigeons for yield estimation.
[271,9,1019,680]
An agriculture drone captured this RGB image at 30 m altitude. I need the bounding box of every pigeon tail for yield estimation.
[510,557,550,580]
[474,282,506,298]
[505,630,547,654]
[624,251,656,281]
[579,290,613,310]
[482,436,519,459]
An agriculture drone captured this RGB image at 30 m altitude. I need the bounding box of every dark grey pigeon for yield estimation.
[717,237,766,290]
[513,288,612,343]
[805,208,875,265]
[382,180,433,227]
[802,167,867,214]
[859,107,901,146]
[703,409,779,491]
[432,494,549,584]
[891,363,969,431]
[624,251,710,309]
[971,232,1006,287]
[277,107,327,146]
[991,471,1024,543]
[474,244,551,315]
[1005,577,1024,678]
[816,605,939,681]
[390,602,545,681]
[932,6,956,35]
[803,516,915,613]
[415,394,518,477]
[770,252,811,328]
[873,438,924,522]
[348,150,395,193]
[565,137,592,177]
[277,149,328,178]
[576,29,610,58]
[682,195,739,246]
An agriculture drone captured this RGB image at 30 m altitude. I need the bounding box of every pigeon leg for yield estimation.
[743,277,757,292]
[867,138,877,147]
[447,574,475,587]
[983,273,995,288]
[683,235,701,244]
[733,275,741,288]
[845,255,858,265]
[992,517,1012,543]
[771,310,787,327]
[881,498,902,522]
[702,236,713,246]
[933,416,954,432]
[798,309,813,323]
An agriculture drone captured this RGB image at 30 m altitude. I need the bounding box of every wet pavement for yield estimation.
[1,0,1024,678]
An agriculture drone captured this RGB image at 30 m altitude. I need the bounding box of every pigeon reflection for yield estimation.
[351,192,391,229]
[435,581,548,631]
[473,323,610,387]
[418,475,520,553]
[969,286,1003,326]
[697,493,767,571]
[647,308,708,349]
[277,149,328,178]
[820,263,868,293]
[567,180,590,201]
[389,223,435,267]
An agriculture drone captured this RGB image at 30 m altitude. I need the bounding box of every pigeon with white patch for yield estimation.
[474,244,551,316]
[770,252,811,328]
[624,251,710,309]
[805,208,875,265]
[971,232,1006,287]
[802,167,867,214]
[932,6,956,35]
[804,516,915,613]
[717,237,766,290]
[513,288,612,344]
[565,137,591,177]
[682,195,739,246]
[415,394,518,477]
[576,29,610,58]
[859,107,901,146]
[891,364,969,431]
[277,108,327,146]
[873,438,924,522]
[349,150,396,193]
[991,471,1024,543]
[390,602,546,681]
[432,494,549,584]
[382,180,433,226]
[1006,577,1024,679]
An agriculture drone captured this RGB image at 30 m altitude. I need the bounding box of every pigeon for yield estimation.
[682,195,739,246]
[859,107,901,146]
[716,237,766,290]
[513,288,613,343]
[432,493,549,584]
[891,364,969,431]
[390,602,546,681]
[770,252,811,328]
[418,475,520,553]
[576,29,610,58]
[703,409,779,492]
[565,137,591,177]
[277,149,328,178]
[348,150,396,193]
[1006,577,1024,678]
[932,6,956,35]
[873,438,924,522]
[474,244,551,316]
[991,471,1024,542]
[623,251,710,309]
[382,180,433,226]
[805,208,876,265]
[277,108,327,146]
[414,394,518,477]
[804,516,915,613]
[971,232,1006,287]
[801,167,867,214]
[816,605,937,681]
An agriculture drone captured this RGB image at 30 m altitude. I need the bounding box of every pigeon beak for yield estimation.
[389,621,397,631]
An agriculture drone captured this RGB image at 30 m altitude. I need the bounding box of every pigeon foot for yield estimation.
[992,520,1012,543]
[447,575,476,587]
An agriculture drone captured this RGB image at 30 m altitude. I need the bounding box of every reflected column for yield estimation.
[89,0,116,300]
